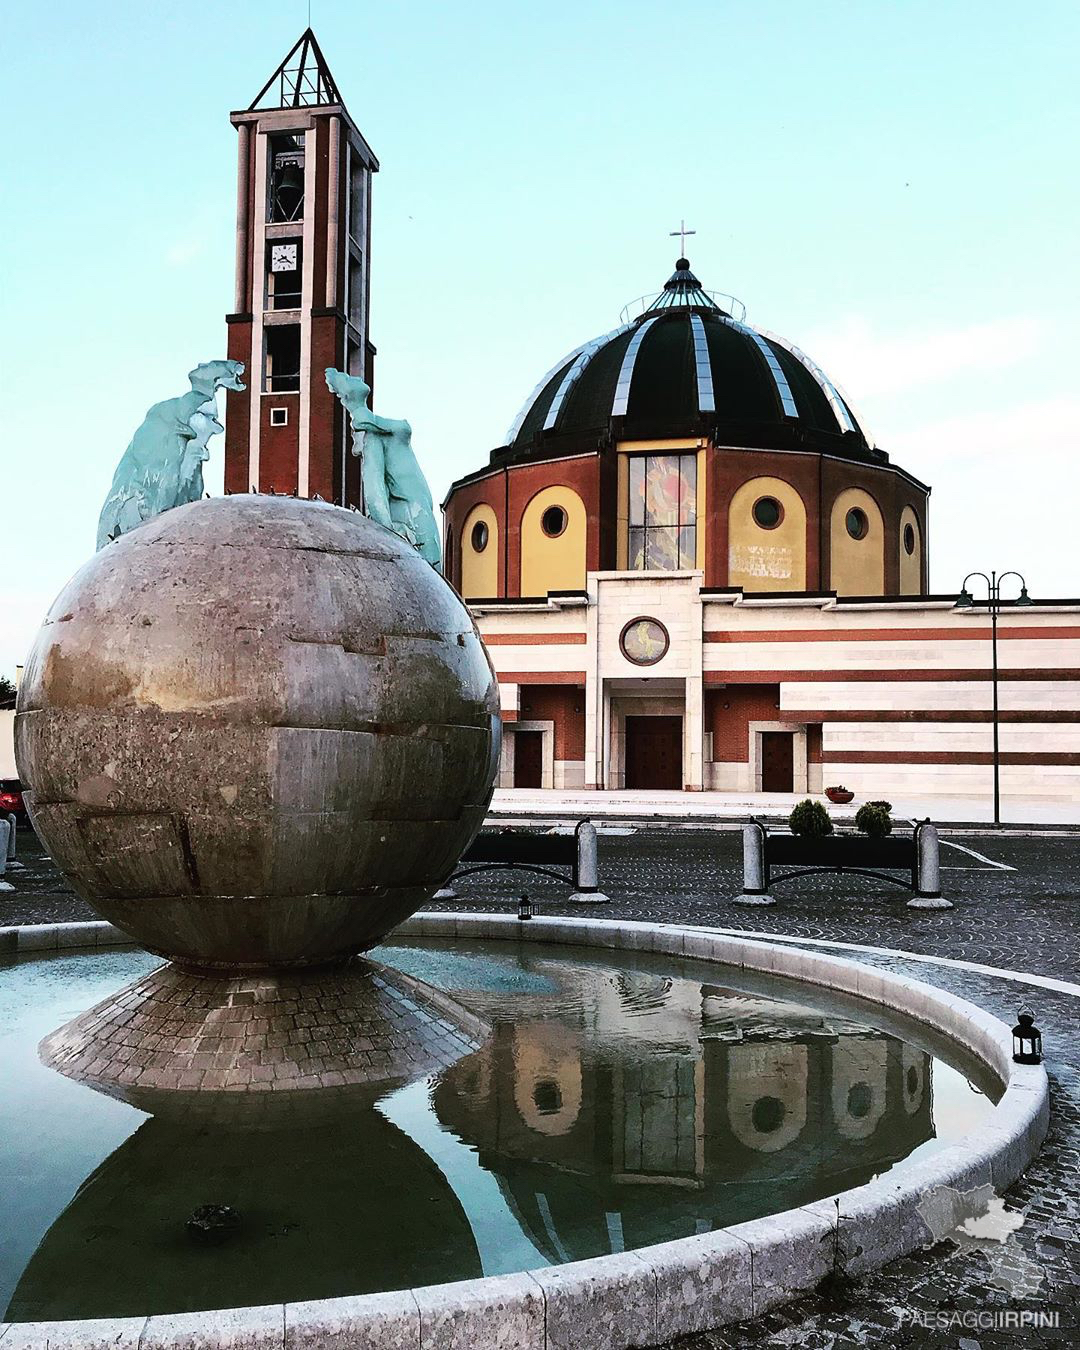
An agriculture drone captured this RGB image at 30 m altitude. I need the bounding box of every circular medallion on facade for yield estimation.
[620,617,670,666]
[471,519,489,552]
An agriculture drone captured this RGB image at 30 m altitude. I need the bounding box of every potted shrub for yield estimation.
[789,798,833,837]
[825,785,854,804]
[855,802,893,838]
[771,796,912,872]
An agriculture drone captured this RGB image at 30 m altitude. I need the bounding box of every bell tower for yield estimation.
[224,30,378,504]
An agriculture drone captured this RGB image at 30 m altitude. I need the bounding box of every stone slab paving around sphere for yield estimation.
[3,828,1079,1346]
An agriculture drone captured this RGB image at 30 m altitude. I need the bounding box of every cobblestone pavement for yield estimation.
[5,827,1079,1346]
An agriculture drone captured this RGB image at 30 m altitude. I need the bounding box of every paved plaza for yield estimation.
[4,822,1078,1346]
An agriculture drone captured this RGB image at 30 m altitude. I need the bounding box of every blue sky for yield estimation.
[3,0,1078,675]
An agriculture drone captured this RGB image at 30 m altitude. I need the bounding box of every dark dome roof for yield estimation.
[495,260,885,467]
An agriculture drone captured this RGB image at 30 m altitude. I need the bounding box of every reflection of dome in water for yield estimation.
[433,1015,934,1264]
[15,496,500,969]
[511,1021,582,1137]
[700,988,869,1040]
[7,1100,481,1321]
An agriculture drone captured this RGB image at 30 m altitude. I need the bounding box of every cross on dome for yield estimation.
[669,219,696,257]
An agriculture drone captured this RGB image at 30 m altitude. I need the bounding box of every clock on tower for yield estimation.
[223,29,378,505]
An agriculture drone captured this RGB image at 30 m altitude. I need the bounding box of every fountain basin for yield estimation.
[0,914,1048,1348]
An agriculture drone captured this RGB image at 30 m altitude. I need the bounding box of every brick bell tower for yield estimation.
[224,30,378,504]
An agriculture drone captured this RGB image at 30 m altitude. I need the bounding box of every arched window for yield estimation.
[829,489,884,595]
[460,504,499,598]
[727,477,807,592]
[520,487,587,595]
[899,506,922,595]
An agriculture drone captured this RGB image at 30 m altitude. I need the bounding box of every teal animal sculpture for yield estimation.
[325,369,442,569]
[96,360,246,550]
[180,406,225,508]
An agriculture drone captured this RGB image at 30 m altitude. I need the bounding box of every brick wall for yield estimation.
[224,319,253,495]
[309,313,344,502]
[705,685,782,763]
[519,684,586,761]
[446,443,929,598]
[444,454,603,595]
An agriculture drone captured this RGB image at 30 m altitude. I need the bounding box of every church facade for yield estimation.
[209,33,1079,808]
[442,262,1080,803]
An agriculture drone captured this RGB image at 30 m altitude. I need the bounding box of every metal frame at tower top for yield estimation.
[249,29,342,111]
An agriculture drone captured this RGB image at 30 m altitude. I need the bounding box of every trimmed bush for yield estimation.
[855,803,893,837]
[789,798,834,837]
[865,799,893,814]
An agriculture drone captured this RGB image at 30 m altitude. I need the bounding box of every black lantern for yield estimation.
[1012,1010,1043,1065]
[517,894,534,922]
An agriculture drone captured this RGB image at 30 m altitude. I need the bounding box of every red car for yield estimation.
[0,779,28,826]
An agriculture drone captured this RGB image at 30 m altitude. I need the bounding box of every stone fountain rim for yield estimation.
[0,912,1049,1350]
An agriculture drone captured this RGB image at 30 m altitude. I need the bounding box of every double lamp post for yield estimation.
[956,570,1032,827]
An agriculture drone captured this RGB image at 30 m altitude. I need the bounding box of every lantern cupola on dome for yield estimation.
[640,257,728,315]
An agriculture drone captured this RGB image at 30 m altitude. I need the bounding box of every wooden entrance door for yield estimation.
[624,716,682,790]
[514,730,543,788]
[760,732,794,793]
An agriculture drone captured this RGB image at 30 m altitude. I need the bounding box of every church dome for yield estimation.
[444,252,928,605]
[500,258,882,466]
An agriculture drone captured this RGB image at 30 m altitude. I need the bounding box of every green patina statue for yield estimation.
[96,360,246,550]
[325,368,442,569]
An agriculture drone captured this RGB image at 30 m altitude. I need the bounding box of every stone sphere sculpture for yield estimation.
[15,496,500,970]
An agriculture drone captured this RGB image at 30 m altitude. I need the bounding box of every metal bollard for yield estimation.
[908,821,952,909]
[733,822,775,905]
[569,819,609,903]
[918,823,941,896]
[0,819,10,887]
[5,812,17,864]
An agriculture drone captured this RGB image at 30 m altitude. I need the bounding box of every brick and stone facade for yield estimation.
[473,578,1080,802]
[444,259,1071,804]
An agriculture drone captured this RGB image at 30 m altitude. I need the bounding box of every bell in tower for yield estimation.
[223,30,379,505]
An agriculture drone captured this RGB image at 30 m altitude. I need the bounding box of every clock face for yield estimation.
[271,243,298,273]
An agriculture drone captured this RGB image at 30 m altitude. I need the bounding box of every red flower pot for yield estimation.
[825,787,854,804]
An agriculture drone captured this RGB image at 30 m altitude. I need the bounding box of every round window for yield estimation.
[903,522,916,555]
[847,1082,874,1119]
[470,519,489,553]
[752,496,784,530]
[541,504,568,538]
[619,617,669,666]
[846,507,869,540]
[751,1095,787,1134]
[533,1079,563,1115]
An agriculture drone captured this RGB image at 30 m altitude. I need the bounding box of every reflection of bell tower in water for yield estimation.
[223,29,377,506]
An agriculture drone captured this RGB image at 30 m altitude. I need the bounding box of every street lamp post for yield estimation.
[956,571,1033,827]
